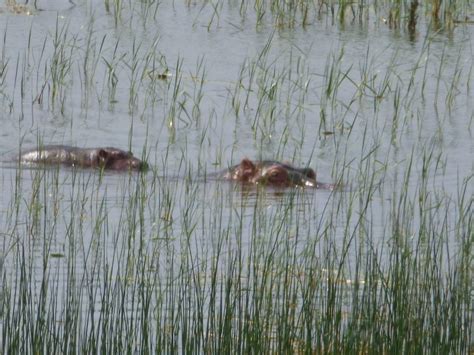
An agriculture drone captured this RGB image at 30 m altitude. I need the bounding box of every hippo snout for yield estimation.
[108,156,148,171]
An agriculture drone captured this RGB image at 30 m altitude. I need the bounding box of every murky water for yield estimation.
[0,0,472,351]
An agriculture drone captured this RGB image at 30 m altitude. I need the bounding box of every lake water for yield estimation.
[0,0,472,352]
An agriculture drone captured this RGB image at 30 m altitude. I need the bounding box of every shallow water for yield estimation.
[0,0,472,351]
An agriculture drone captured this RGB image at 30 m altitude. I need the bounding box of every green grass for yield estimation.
[0,164,471,353]
[189,0,472,29]
[0,0,472,353]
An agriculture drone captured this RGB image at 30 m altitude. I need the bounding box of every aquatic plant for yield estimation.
[0,0,472,353]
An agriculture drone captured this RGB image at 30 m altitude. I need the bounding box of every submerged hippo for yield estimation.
[220,159,335,189]
[19,145,148,171]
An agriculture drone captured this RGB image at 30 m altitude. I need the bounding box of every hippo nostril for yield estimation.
[303,168,316,180]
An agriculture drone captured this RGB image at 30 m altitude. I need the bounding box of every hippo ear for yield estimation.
[240,158,256,173]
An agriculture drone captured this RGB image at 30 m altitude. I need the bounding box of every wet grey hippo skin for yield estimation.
[17,149,334,188]
[220,158,334,189]
[19,145,148,171]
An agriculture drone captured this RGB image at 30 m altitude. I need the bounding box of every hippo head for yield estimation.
[225,159,318,188]
[254,164,291,187]
[256,164,317,188]
[254,161,317,188]
[228,160,315,188]
[96,148,148,171]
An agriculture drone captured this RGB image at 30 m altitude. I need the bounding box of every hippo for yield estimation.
[220,159,335,189]
[18,145,148,171]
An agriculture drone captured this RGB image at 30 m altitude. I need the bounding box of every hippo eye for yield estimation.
[98,149,108,160]
[96,149,110,167]
[267,169,285,181]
